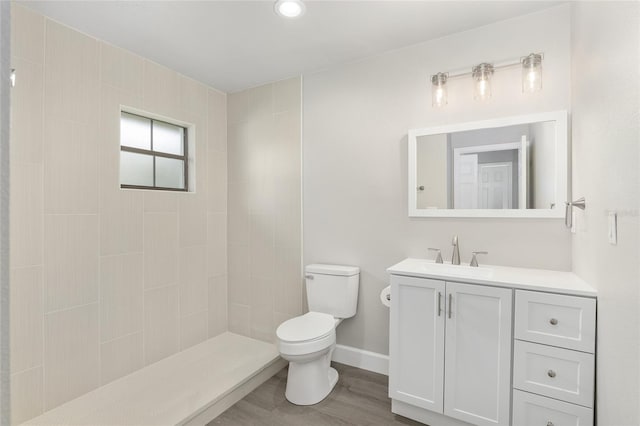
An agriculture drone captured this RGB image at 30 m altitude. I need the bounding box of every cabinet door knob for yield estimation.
[547,369,556,378]
[549,318,558,325]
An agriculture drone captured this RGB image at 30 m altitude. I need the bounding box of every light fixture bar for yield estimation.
[444,56,525,80]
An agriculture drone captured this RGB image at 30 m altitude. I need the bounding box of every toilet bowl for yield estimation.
[276,264,359,406]
[277,312,341,405]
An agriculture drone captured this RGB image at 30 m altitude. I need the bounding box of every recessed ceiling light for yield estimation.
[274,0,305,18]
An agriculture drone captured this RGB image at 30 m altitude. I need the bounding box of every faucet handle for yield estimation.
[470,251,488,267]
[428,248,443,264]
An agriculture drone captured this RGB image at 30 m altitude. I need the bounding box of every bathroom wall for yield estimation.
[570,2,640,425]
[226,79,302,343]
[9,4,228,423]
[303,5,572,355]
[0,2,10,424]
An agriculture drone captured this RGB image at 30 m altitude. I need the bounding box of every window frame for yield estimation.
[119,111,189,192]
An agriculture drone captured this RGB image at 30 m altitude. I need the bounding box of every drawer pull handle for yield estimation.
[547,422,554,426]
[549,318,558,325]
[547,369,556,378]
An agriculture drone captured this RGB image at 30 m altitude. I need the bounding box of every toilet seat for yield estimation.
[277,312,336,356]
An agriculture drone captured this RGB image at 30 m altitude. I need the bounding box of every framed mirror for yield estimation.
[408,111,567,218]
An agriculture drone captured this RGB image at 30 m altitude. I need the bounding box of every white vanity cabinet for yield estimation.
[389,275,513,426]
[387,258,597,426]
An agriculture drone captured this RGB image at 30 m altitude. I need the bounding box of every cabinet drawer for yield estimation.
[513,390,593,426]
[514,340,594,407]
[515,290,596,352]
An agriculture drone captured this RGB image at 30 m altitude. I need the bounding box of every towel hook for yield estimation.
[565,197,586,228]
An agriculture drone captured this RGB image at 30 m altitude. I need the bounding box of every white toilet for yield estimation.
[276,263,359,405]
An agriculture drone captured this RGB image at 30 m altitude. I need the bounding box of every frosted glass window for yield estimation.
[120,152,153,186]
[153,121,184,155]
[156,157,185,189]
[120,110,189,191]
[121,112,151,150]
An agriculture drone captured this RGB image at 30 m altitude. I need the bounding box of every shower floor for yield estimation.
[22,332,285,425]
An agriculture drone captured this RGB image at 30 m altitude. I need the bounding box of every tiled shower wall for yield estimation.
[227,79,302,343]
[10,4,227,423]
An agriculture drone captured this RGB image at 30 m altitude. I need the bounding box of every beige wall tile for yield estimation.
[275,247,303,316]
[100,187,144,256]
[179,194,207,247]
[100,332,144,385]
[208,275,228,337]
[179,245,207,316]
[43,117,98,214]
[143,213,178,289]
[100,42,143,97]
[248,83,273,120]
[180,310,208,350]
[144,285,180,365]
[227,182,249,244]
[207,148,227,213]
[227,244,249,305]
[180,76,208,117]
[227,122,250,184]
[10,161,43,268]
[227,90,248,125]
[11,367,44,425]
[249,213,276,279]
[44,20,100,126]
[11,3,44,64]
[144,191,178,213]
[207,212,227,277]
[44,304,100,410]
[250,277,275,343]
[142,60,180,118]
[100,254,144,342]
[10,56,43,164]
[10,266,43,373]
[274,77,301,114]
[44,214,99,312]
[208,89,227,153]
[228,303,250,336]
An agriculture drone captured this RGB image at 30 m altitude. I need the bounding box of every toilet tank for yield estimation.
[305,264,359,319]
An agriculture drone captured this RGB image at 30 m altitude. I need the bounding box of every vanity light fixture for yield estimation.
[274,0,306,18]
[430,52,543,106]
[522,53,543,93]
[431,72,448,108]
[472,63,494,101]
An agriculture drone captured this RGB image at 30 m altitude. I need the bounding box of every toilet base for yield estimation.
[283,349,339,405]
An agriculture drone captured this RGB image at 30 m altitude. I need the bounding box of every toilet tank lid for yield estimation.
[305,264,359,276]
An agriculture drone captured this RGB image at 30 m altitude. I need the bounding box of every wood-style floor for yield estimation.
[210,362,423,426]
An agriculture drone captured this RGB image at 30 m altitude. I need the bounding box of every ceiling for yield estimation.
[21,1,560,93]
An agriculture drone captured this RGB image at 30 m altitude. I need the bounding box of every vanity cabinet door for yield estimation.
[389,275,445,413]
[444,282,513,426]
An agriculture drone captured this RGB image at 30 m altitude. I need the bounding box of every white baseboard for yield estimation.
[332,344,389,376]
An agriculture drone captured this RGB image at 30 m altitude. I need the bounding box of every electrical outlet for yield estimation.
[608,211,617,245]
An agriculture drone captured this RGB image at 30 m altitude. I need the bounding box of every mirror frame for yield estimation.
[408,110,568,218]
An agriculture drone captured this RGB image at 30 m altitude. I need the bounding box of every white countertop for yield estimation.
[387,258,597,297]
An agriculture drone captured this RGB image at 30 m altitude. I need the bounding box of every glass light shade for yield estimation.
[274,0,305,18]
[472,63,494,101]
[522,53,543,93]
[431,73,448,108]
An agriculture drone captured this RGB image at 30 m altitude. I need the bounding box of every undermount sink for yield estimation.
[389,258,494,280]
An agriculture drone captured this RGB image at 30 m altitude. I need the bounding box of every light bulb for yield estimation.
[522,53,542,93]
[431,73,448,108]
[274,0,305,18]
[472,63,494,101]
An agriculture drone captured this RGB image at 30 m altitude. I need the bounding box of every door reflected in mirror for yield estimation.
[408,111,567,218]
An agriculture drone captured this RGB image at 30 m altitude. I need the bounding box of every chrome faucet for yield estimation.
[451,235,460,265]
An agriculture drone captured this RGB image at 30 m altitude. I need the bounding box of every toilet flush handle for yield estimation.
[305,274,314,280]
